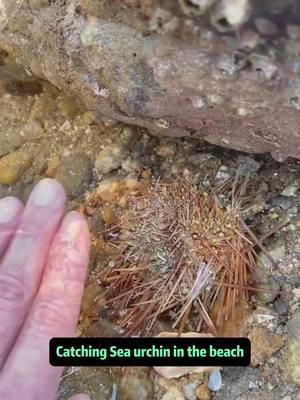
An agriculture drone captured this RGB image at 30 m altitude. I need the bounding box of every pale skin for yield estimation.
[0,179,91,400]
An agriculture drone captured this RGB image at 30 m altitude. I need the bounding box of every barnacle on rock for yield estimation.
[101,179,264,336]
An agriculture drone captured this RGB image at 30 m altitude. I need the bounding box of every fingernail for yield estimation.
[31,179,62,207]
[0,197,22,224]
[65,219,84,240]
[68,394,91,400]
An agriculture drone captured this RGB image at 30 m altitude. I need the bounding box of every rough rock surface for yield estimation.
[0,0,300,161]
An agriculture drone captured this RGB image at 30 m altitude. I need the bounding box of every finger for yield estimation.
[0,197,24,258]
[0,179,66,369]
[0,212,90,400]
[68,394,91,400]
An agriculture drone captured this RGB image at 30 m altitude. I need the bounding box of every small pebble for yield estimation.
[196,381,211,400]
[284,339,300,385]
[287,25,300,40]
[55,153,93,199]
[257,278,280,304]
[281,182,299,197]
[183,382,198,400]
[102,204,116,224]
[122,158,142,173]
[215,171,230,180]
[119,376,153,400]
[0,149,33,185]
[254,18,278,35]
[208,370,222,391]
[95,143,128,174]
[57,95,80,118]
[271,195,293,210]
[288,309,300,340]
[237,156,261,176]
[154,142,176,158]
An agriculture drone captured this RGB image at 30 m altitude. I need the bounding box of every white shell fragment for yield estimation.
[211,0,251,32]
[208,369,222,391]
[153,332,215,379]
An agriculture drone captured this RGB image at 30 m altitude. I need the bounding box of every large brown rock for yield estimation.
[0,0,300,161]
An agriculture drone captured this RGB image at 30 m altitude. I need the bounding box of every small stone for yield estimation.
[254,18,278,35]
[242,199,265,218]
[20,120,43,140]
[96,178,122,202]
[124,175,139,191]
[281,182,299,197]
[291,215,300,228]
[45,158,60,177]
[119,376,153,400]
[75,111,97,127]
[237,156,261,176]
[154,141,176,158]
[289,224,296,231]
[268,212,279,219]
[57,366,114,400]
[183,382,198,400]
[87,212,104,236]
[95,144,128,174]
[249,381,258,390]
[154,332,214,379]
[215,170,230,180]
[162,386,185,400]
[55,153,93,199]
[102,204,116,224]
[57,95,80,118]
[187,153,214,165]
[257,277,280,304]
[288,309,300,340]
[122,158,143,172]
[274,300,289,316]
[248,326,284,366]
[284,339,300,385]
[287,25,300,40]
[141,169,152,180]
[0,149,33,185]
[196,381,211,400]
[208,370,222,391]
[271,195,293,210]
[257,242,286,271]
[81,282,104,313]
[249,54,277,79]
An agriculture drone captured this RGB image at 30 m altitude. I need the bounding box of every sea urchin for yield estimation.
[101,179,262,336]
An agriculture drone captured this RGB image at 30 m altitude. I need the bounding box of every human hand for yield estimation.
[0,179,91,400]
